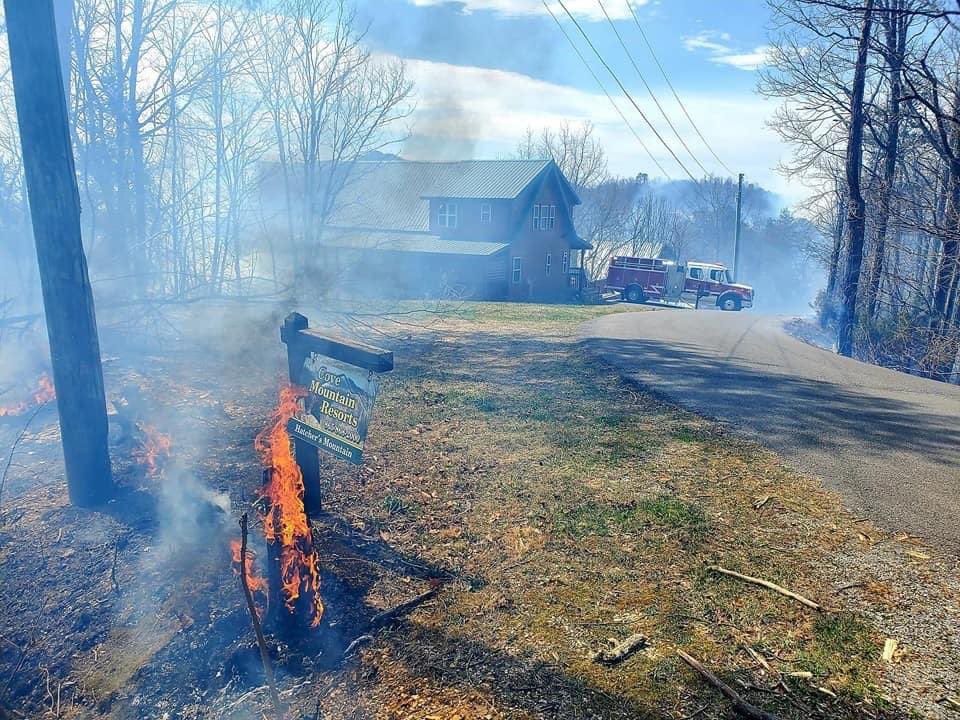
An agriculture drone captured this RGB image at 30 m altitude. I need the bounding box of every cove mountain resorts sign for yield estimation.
[287,353,379,464]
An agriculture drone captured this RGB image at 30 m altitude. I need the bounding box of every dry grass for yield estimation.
[3,300,957,720]
[307,302,960,720]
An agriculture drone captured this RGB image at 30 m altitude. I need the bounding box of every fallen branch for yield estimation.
[342,634,373,658]
[592,633,648,665]
[677,650,781,720]
[239,513,282,719]
[369,586,439,630]
[707,565,822,611]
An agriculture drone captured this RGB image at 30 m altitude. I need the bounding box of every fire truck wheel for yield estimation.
[623,285,646,304]
[718,294,742,311]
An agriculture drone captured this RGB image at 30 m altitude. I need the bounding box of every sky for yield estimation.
[351,0,808,206]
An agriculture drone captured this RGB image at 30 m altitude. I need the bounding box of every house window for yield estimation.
[437,202,458,228]
[512,257,522,284]
[480,202,492,223]
[533,204,556,230]
[545,252,552,276]
[561,251,569,274]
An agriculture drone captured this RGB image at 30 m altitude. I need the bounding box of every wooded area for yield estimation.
[0,0,413,321]
[762,0,960,378]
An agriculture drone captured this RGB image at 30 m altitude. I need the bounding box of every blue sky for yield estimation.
[351,0,805,204]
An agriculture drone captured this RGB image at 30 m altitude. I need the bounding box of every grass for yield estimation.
[555,496,706,538]
[318,300,929,719]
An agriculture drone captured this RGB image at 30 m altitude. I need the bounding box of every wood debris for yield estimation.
[882,638,898,662]
[591,633,648,665]
[677,650,781,720]
[707,565,822,611]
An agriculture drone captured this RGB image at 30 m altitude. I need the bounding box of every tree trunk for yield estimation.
[865,0,906,320]
[4,0,114,506]
[837,0,875,357]
[820,192,845,328]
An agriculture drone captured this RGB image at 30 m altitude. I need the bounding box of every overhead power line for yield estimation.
[596,0,711,177]
[553,0,701,184]
[624,0,736,176]
[542,1,671,179]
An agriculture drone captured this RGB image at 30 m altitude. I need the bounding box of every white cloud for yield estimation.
[395,57,809,206]
[683,30,770,72]
[408,0,644,21]
[682,30,732,54]
[710,47,772,71]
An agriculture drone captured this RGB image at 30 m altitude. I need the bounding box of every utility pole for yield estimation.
[4,0,114,506]
[733,172,744,282]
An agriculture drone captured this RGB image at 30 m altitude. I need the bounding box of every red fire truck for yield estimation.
[605,256,754,311]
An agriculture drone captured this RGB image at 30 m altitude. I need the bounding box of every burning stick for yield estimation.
[255,385,324,632]
[239,513,283,718]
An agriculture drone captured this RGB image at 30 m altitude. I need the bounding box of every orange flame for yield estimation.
[255,384,324,626]
[230,539,269,617]
[0,373,56,417]
[134,423,172,476]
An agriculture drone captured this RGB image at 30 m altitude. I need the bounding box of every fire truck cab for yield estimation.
[605,256,754,311]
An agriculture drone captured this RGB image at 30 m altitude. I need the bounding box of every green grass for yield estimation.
[798,613,878,697]
[555,495,707,538]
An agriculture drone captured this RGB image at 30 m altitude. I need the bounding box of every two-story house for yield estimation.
[314,158,591,302]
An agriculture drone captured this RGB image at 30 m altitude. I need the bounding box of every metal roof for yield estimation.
[327,159,556,231]
[324,231,509,257]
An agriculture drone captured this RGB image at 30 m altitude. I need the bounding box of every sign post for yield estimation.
[280,312,393,516]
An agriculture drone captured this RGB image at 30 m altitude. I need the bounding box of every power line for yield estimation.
[596,0,711,177]
[624,0,736,176]
[553,0,701,184]
[542,1,671,178]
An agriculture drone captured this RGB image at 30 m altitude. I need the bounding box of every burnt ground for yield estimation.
[0,300,958,719]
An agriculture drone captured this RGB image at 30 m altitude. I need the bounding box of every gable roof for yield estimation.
[326,159,579,232]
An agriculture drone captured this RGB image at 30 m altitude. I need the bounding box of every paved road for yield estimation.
[580,309,960,550]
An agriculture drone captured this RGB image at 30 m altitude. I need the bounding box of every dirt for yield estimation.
[0,300,957,719]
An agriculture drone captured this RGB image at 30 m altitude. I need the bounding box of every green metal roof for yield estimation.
[325,232,509,257]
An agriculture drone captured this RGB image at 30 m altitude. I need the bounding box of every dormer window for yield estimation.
[480,202,492,223]
[532,203,556,230]
[437,202,458,228]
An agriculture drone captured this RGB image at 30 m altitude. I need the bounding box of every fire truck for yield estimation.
[604,256,754,311]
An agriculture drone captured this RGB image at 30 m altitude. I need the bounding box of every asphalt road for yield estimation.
[580,309,960,550]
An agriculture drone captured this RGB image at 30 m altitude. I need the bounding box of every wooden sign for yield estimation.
[280,312,393,513]
[288,354,378,464]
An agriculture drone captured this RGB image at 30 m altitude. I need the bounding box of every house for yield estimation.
[271,158,592,302]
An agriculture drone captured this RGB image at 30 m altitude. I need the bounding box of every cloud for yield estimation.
[395,56,809,206]
[682,30,732,54]
[408,0,643,21]
[711,47,771,71]
[683,30,771,71]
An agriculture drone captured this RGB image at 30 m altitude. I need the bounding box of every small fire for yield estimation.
[255,384,324,626]
[134,423,172,476]
[230,538,269,616]
[0,373,56,417]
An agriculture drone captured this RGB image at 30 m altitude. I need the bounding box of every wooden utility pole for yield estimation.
[733,173,744,282]
[4,0,114,506]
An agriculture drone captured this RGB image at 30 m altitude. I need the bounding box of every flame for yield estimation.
[0,373,56,417]
[230,538,269,617]
[255,384,324,626]
[134,423,172,476]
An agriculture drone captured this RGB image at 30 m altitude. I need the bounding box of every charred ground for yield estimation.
[0,302,958,719]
